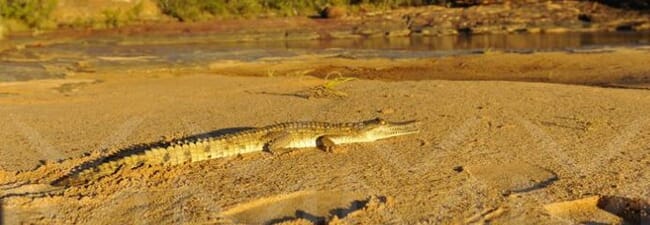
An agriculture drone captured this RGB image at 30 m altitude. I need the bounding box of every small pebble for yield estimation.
[378,108,395,114]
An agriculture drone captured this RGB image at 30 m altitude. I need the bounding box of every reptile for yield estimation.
[51,118,420,187]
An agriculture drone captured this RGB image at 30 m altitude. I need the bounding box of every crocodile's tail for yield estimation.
[51,151,151,187]
[51,145,189,187]
[51,139,257,187]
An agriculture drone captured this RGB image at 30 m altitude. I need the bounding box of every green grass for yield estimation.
[0,0,459,31]
[101,3,143,28]
[0,0,144,30]
[0,0,57,28]
[58,3,144,29]
[321,71,357,97]
[157,0,331,21]
[156,0,453,22]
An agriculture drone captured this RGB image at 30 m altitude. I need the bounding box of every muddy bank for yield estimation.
[205,47,650,88]
[2,30,650,87]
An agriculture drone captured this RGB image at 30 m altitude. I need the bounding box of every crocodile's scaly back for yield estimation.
[52,118,419,187]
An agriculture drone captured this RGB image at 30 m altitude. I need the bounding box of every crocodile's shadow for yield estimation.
[263,197,377,225]
[51,126,255,186]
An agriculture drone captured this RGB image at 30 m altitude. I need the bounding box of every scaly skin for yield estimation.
[51,118,419,187]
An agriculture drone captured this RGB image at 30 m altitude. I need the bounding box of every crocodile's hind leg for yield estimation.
[316,136,338,152]
[264,131,293,155]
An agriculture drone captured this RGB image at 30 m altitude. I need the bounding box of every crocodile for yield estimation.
[51,118,420,187]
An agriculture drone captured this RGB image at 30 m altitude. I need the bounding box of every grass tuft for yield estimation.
[321,71,357,97]
[291,71,357,99]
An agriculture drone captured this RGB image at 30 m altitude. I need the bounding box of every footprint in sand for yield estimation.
[465,161,558,195]
[220,191,383,224]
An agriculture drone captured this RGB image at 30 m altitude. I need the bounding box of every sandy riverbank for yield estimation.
[1,62,649,223]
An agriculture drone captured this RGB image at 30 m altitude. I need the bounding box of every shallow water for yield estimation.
[1,31,649,82]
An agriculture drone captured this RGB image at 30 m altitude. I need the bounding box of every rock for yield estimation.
[420,26,457,36]
[409,25,425,34]
[385,29,410,37]
[357,28,382,37]
[544,197,623,224]
[457,27,473,35]
[506,25,528,33]
[638,22,650,31]
[250,32,287,41]
[328,31,362,39]
[420,27,437,36]
[471,26,503,34]
[597,0,650,10]
[614,21,645,31]
[377,108,395,114]
[527,27,542,33]
[597,196,650,224]
[578,14,592,23]
[285,31,320,41]
[543,27,569,33]
[320,6,346,19]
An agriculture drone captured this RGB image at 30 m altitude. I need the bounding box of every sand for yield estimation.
[1,63,649,224]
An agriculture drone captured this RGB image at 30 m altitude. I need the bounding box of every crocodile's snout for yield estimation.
[364,119,420,140]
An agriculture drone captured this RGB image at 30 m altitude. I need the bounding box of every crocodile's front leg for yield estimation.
[264,131,293,155]
[317,136,338,152]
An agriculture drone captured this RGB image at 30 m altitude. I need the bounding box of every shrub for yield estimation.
[0,0,57,28]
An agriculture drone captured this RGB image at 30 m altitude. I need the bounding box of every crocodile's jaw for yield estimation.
[364,119,420,141]
[330,119,420,144]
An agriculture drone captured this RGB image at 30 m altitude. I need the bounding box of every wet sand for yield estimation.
[207,47,650,88]
[1,48,650,224]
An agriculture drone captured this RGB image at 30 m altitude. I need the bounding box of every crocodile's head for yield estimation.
[359,118,420,140]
